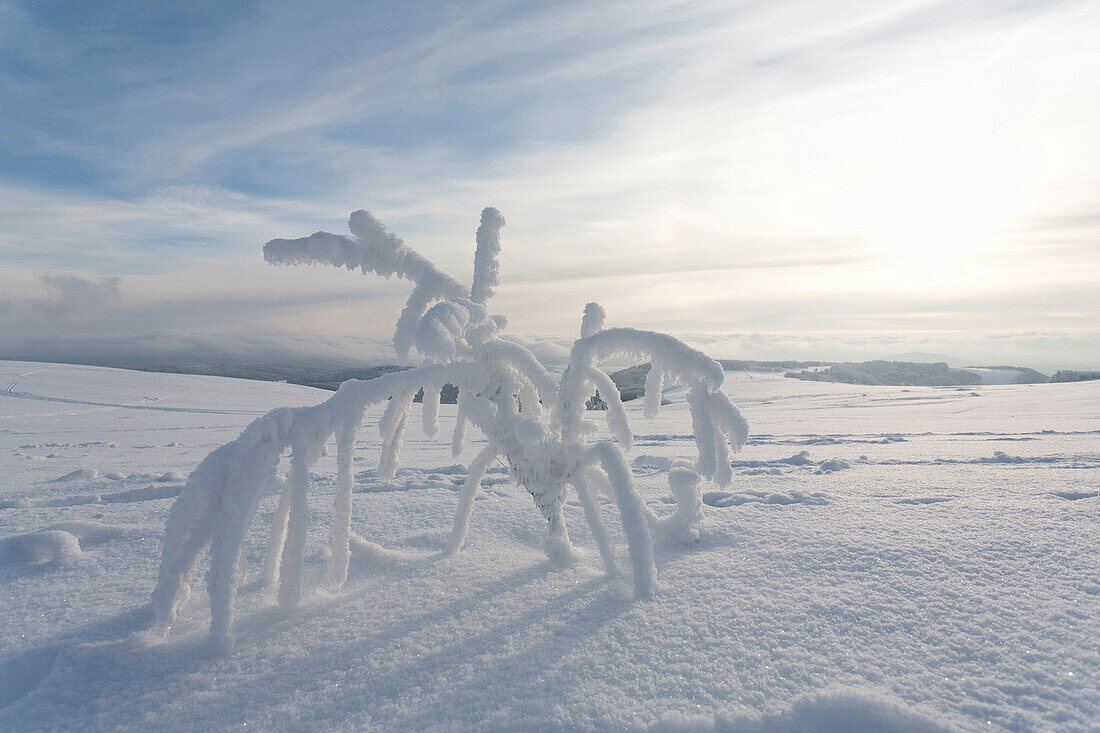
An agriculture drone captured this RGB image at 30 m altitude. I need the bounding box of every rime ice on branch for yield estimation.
[152,207,749,646]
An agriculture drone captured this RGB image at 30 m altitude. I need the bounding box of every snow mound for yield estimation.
[0,530,82,566]
[981,450,1025,463]
[101,483,182,503]
[650,688,954,732]
[0,521,129,567]
[702,489,828,507]
[634,454,674,471]
[348,534,433,569]
[779,451,814,465]
[741,468,784,476]
[1052,489,1097,501]
[732,452,852,474]
[36,493,102,507]
[815,459,851,473]
[720,688,955,732]
[49,468,98,482]
[26,483,182,508]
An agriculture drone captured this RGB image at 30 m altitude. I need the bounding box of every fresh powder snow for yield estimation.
[2,366,1098,729]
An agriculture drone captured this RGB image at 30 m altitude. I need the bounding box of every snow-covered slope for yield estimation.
[1,361,1097,731]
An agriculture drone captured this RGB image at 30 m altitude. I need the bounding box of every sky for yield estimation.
[1,0,1098,371]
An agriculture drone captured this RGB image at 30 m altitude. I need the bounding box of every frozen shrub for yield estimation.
[152,207,749,646]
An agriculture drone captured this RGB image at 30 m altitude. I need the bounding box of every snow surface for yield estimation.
[1,360,1098,730]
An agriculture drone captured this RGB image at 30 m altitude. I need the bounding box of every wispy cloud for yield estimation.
[1,0,1098,368]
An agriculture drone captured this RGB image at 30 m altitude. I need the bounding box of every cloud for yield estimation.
[1,1,1098,371]
[0,272,400,368]
[0,274,121,329]
[0,268,402,364]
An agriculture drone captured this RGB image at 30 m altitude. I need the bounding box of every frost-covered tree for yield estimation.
[151,208,749,648]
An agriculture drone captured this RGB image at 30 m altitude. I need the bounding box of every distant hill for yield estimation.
[294,365,459,404]
[608,364,652,401]
[962,366,1048,384]
[717,359,828,372]
[291,365,410,391]
[1050,370,1100,383]
[611,359,1024,399]
[606,360,831,402]
[6,352,1073,397]
[784,361,982,386]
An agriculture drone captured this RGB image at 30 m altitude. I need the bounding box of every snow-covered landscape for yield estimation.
[2,358,1096,731]
[3,2,1100,730]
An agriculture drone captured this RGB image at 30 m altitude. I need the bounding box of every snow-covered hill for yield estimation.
[1,361,1097,731]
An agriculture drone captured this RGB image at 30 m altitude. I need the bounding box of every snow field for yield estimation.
[0,362,1097,730]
